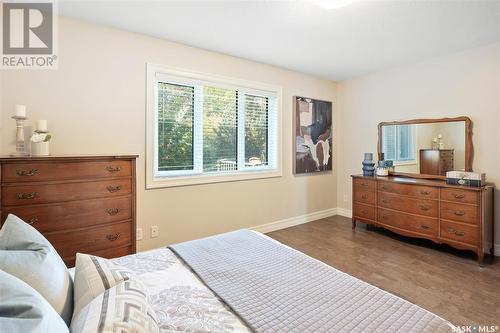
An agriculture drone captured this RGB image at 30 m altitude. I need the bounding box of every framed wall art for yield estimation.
[294,96,332,174]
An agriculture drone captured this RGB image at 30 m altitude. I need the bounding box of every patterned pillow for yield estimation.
[70,278,159,333]
[73,253,134,318]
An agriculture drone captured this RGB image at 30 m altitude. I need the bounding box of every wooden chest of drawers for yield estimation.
[0,156,137,267]
[419,149,454,176]
[351,175,494,264]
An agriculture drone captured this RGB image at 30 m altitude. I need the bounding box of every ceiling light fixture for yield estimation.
[313,0,355,10]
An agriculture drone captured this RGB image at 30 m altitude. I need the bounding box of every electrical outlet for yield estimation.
[151,225,159,238]
[136,228,143,241]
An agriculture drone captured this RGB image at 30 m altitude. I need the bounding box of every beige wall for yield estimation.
[2,16,498,251]
[0,17,338,251]
[337,42,500,245]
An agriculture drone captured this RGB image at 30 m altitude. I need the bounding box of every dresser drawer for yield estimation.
[2,179,131,206]
[378,208,438,236]
[441,188,478,205]
[353,188,376,205]
[440,201,478,225]
[63,245,133,268]
[378,192,438,217]
[440,220,478,246]
[378,182,438,199]
[2,196,132,233]
[353,178,376,191]
[2,160,132,183]
[353,202,376,221]
[45,221,132,259]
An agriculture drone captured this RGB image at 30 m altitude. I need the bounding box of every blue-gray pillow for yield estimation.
[0,269,69,332]
[0,214,73,325]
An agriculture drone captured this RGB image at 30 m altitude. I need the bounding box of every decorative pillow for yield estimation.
[0,214,73,325]
[0,269,70,332]
[73,253,134,318]
[70,278,159,333]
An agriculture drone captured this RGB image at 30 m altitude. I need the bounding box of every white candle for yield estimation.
[37,120,48,132]
[15,105,26,118]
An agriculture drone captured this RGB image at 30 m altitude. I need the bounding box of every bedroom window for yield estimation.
[146,64,282,188]
[381,124,416,164]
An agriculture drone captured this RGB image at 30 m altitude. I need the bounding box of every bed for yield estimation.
[104,229,454,333]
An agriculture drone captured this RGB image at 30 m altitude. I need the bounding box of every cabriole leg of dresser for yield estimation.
[478,251,485,267]
[352,218,357,230]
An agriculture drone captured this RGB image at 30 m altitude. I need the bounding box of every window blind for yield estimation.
[157,82,194,171]
[155,77,278,178]
[381,124,416,163]
[244,94,269,167]
[203,86,238,172]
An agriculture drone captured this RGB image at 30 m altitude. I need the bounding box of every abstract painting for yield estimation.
[294,96,332,174]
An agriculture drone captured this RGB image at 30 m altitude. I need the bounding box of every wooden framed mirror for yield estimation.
[377,116,472,180]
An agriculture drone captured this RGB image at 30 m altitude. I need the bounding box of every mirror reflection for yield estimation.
[380,121,466,176]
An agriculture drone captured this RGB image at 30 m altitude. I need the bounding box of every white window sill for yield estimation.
[146,168,282,189]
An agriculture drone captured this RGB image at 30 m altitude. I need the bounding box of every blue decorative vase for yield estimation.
[362,153,375,176]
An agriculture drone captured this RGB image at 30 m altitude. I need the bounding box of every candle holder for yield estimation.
[11,116,29,156]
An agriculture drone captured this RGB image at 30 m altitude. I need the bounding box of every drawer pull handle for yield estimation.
[16,169,38,177]
[106,166,122,173]
[106,185,122,193]
[106,208,120,216]
[27,218,38,225]
[361,209,368,214]
[420,190,431,195]
[381,199,388,204]
[361,183,369,188]
[381,215,388,220]
[106,233,120,241]
[17,192,38,200]
[382,185,389,190]
[453,211,465,216]
[419,205,431,211]
[361,194,368,200]
[447,228,465,237]
[420,224,430,230]
[453,194,465,199]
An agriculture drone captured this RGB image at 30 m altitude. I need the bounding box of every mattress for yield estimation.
[107,231,453,333]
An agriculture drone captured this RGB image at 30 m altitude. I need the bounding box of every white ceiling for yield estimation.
[59,0,500,81]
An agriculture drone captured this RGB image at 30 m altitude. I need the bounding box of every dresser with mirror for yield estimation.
[352,117,494,265]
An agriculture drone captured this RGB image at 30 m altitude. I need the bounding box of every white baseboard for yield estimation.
[336,208,352,218]
[251,208,337,233]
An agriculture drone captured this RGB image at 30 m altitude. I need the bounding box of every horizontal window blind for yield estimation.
[155,74,279,179]
[203,86,238,172]
[381,124,416,163]
[244,94,269,167]
[157,82,194,171]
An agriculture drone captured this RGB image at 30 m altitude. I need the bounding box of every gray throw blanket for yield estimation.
[170,230,453,333]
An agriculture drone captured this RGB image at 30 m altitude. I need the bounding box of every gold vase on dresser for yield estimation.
[0,155,138,267]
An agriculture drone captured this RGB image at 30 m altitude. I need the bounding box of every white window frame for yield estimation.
[146,63,282,189]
